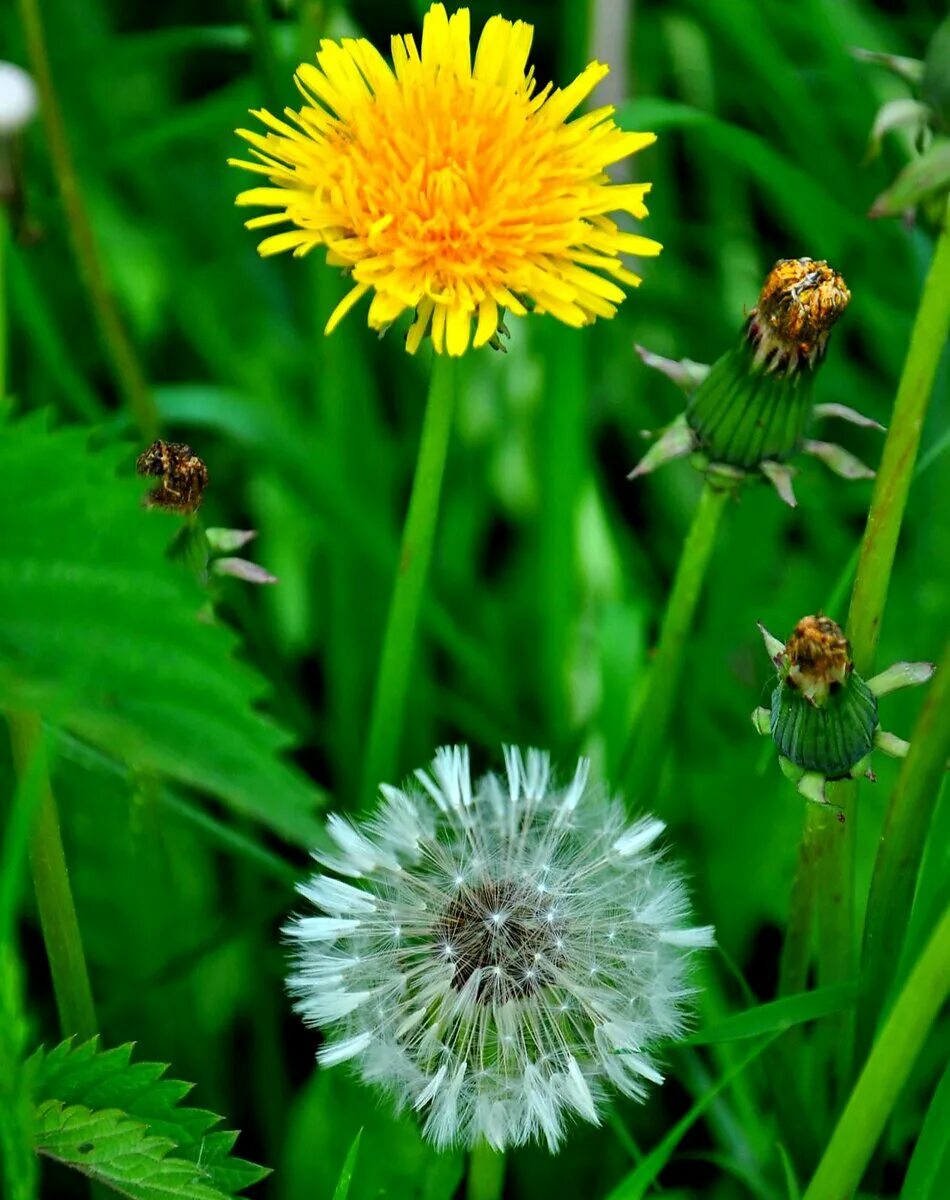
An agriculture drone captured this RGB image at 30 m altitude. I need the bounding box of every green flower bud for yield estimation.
[768,616,877,779]
[753,615,935,808]
[629,259,875,505]
[687,260,850,471]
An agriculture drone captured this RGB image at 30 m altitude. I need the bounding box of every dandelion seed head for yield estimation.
[288,746,712,1151]
[230,4,660,356]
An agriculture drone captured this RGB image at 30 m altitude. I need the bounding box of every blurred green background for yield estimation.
[1,0,948,1197]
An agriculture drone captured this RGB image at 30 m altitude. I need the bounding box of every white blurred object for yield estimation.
[0,62,38,136]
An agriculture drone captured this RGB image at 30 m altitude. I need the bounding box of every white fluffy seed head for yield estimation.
[287,746,713,1152]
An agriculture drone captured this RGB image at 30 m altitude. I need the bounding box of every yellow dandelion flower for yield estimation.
[230,3,661,356]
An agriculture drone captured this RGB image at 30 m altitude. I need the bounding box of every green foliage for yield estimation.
[31,1038,268,1200]
[0,415,323,847]
[1,0,947,1198]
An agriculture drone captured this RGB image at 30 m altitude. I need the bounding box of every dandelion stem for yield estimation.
[0,206,8,400]
[15,0,158,440]
[619,481,729,799]
[802,901,950,1200]
[360,355,458,807]
[6,711,97,1041]
[856,634,950,1065]
[466,1142,505,1200]
[846,195,950,678]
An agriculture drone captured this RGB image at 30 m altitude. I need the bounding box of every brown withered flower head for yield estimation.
[750,259,851,375]
[784,614,852,707]
[136,440,209,514]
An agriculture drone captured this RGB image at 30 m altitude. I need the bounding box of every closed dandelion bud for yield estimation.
[630,259,878,505]
[770,616,877,779]
[287,746,713,1151]
[753,617,935,808]
[686,260,850,471]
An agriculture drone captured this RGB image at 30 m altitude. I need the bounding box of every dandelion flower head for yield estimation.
[287,746,713,1151]
[231,4,661,355]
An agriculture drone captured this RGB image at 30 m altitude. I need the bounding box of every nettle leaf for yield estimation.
[31,1039,268,1199]
[0,416,323,847]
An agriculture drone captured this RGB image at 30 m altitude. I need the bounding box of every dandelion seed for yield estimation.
[287,746,712,1151]
[230,3,660,355]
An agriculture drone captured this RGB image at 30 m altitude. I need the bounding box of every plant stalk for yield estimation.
[7,712,97,1041]
[619,481,729,799]
[857,634,950,1063]
[845,195,950,678]
[15,0,158,439]
[802,901,950,1200]
[466,1142,505,1200]
[359,355,458,807]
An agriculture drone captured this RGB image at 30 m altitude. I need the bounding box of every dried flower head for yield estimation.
[630,256,877,506]
[136,440,208,514]
[288,747,713,1151]
[751,259,851,374]
[784,614,852,706]
[754,620,935,808]
[230,3,660,356]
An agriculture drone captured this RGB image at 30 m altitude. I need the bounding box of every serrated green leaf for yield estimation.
[0,418,323,847]
[35,1099,226,1200]
[31,1039,268,1198]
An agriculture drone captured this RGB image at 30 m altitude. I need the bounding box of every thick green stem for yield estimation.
[777,807,820,998]
[360,355,458,807]
[620,481,730,800]
[15,0,157,439]
[539,327,585,742]
[0,206,8,400]
[846,196,950,677]
[857,635,950,1063]
[803,902,950,1200]
[7,712,97,1040]
[466,1142,505,1200]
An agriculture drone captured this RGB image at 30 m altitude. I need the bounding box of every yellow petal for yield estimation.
[324,281,371,334]
[473,297,499,348]
[445,304,472,357]
[258,229,315,256]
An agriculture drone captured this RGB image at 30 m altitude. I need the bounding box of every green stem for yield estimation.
[539,326,585,742]
[466,1142,505,1200]
[244,0,282,112]
[813,781,857,1101]
[802,901,950,1200]
[857,634,950,1063]
[777,807,820,999]
[619,481,730,800]
[0,205,8,400]
[359,355,458,807]
[846,195,950,677]
[6,712,97,1040]
[15,0,158,439]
